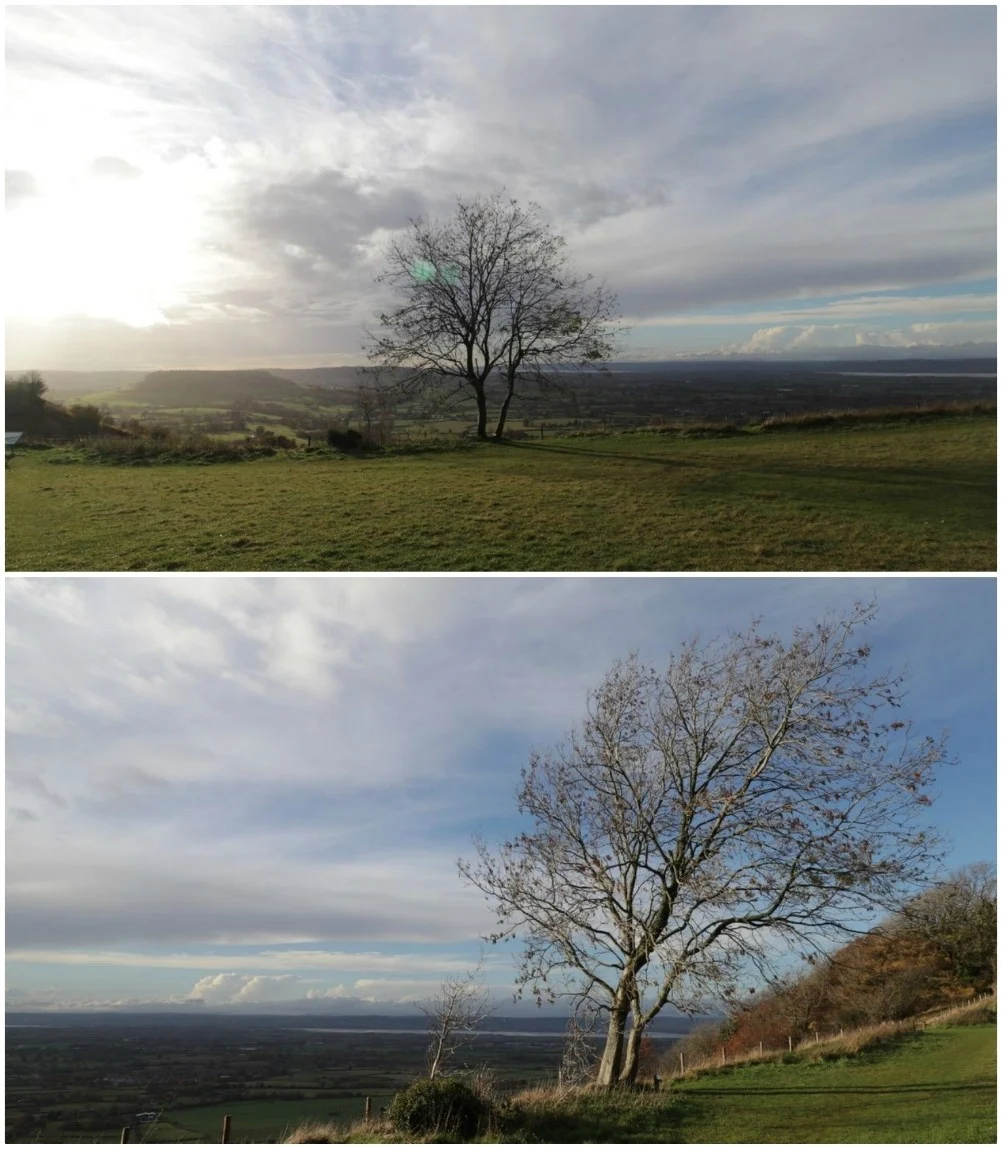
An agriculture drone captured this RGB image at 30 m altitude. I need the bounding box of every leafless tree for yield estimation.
[559,1010,600,1088]
[364,191,619,441]
[768,964,837,1037]
[459,603,948,1088]
[353,381,395,444]
[421,962,493,1081]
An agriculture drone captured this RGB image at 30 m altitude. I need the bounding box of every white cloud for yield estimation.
[188,972,305,1004]
[3,6,994,366]
[6,577,995,992]
[5,700,73,737]
[736,319,998,354]
[6,947,485,974]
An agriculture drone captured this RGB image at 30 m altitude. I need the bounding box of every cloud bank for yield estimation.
[6,578,996,1009]
[4,6,995,368]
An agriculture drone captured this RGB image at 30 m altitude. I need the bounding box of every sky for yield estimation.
[5,576,996,1014]
[4,5,996,372]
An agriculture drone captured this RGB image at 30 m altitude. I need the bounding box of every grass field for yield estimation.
[672,1024,995,1143]
[512,1024,996,1144]
[163,1095,395,1143]
[6,415,995,571]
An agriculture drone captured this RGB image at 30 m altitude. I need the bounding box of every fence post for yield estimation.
[221,1114,231,1143]
[721,1048,726,1065]
[120,1129,131,1144]
[558,1069,563,1088]
[788,1035,793,1052]
[758,1041,763,1056]
[364,1097,372,1124]
[679,1051,685,1075]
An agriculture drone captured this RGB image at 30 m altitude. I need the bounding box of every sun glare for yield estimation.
[6,168,204,328]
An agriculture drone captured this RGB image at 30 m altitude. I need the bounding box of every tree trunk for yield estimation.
[618,1022,643,1085]
[493,379,516,440]
[594,1001,630,1088]
[474,386,488,440]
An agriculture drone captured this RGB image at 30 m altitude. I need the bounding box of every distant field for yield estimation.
[163,1095,394,1143]
[6,415,995,571]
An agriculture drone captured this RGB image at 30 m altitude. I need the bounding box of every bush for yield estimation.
[78,430,282,465]
[388,1077,486,1140]
[670,1020,725,1070]
[326,427,367,452]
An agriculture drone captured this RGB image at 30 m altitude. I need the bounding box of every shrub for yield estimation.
[78,430,281,465]
[326,426,367,452]
[669,1020,725,1070]
[388,1076,486,1140]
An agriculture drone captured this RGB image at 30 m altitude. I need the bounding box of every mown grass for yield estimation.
[662,1023,996,1143]
[6,414,995,571]
[284,1023,995,1143]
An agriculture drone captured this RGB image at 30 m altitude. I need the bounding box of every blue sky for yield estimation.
[4,5,996,370]
[5,577,995,1013]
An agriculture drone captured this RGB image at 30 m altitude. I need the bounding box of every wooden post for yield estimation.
[788,1035,793,1052]
[558,1069,563,1088]
[120,1129,131,1144]
[364,1097,372,1124]
[679,1051,685,1075]
[221,1114,231,1143]
[758,1041,763,1056]
[653,1074,661,1092]
[721,1048,726,1065]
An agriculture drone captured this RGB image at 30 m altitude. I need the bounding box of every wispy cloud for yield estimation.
[3,6,994,366]
[6,577,995,1007]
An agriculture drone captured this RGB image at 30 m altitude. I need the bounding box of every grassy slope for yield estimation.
[519,1025,995,1144]
[673,1024,995,1143]
[6,416,995,571]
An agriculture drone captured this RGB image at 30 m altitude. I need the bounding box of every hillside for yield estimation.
[277,1002,995,1144]
[512,1019,995,1145]
[129,369,305,404]
[26,371,147,398]
[5,375,125,440]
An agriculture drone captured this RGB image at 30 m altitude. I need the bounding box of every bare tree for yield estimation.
[460,604,948,1088]
[421,962,493,1081]
[353,381,395,444]
[365,191,619,441]
[559,1010,600,1088]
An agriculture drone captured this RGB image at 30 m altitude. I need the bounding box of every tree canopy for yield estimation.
[365,191,619,440]
[460,604,948,1087]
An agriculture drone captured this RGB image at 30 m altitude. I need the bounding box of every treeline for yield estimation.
[675,864,995,1064]
[5,372,123,439]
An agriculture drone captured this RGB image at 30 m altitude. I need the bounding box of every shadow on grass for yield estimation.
[498,439,682,467]
[499,437,995,491]
[514,1095,691,1145]
[687,1082,989,1097]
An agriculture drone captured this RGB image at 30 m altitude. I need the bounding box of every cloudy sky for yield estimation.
[5,576,995,1013]
[4,5,996,371]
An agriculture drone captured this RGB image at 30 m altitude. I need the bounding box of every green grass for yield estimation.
[513,1024,995,1144]
[671,1023,996,1143]
[166,1096,394,1143]
[6,415,995,570]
